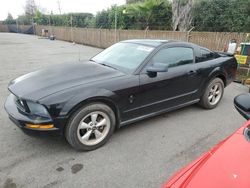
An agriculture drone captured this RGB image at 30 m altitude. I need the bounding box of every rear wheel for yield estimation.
[65,103,116,151]
[199,78,224,109]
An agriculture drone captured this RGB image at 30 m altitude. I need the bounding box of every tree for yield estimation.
[95,10,110,28]
[16,15,32,25]
[34,10,42,24]
[192,0,250,32]
[4,13,16,24]
[127,0,172,30]
[95,5,129,29]
[34,10,49,25]
[25,0,37,17]
[172,0,194,31]
[47,13,94,27]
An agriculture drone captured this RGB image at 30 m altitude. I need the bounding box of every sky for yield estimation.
[0,0,126,20]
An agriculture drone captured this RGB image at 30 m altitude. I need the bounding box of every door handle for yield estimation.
[187,70,196,75]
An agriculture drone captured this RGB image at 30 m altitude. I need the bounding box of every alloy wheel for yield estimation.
[208,83,222,106]
[77,111,111,146]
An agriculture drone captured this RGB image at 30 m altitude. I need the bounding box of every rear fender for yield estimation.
[199,67,226,95]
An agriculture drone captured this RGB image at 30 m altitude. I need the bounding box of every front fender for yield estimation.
[60,88,118,116]
[39,86,118,118]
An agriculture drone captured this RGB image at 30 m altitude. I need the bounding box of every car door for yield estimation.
[136,45,199,116]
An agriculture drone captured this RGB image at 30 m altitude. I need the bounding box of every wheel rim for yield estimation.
[208,82,222,106]
[77,111,111,146]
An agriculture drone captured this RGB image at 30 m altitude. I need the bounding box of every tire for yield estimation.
[65,103,116,151]
[199,78,224,109]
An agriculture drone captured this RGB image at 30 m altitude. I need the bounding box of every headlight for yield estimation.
[26,101,50,118]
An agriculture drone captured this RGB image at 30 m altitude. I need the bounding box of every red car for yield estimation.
[162,93,250,188]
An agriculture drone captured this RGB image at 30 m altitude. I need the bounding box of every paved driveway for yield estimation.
[0,33,248,188]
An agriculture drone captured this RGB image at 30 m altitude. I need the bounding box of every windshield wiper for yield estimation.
[99,63,117,70]
[89,59,96,63]
[90,59,117,70]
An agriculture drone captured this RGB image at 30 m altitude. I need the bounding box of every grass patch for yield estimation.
[236,65,250,82]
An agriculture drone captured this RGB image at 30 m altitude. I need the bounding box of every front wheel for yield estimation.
[65,103,116,151]
[199,78,224,109]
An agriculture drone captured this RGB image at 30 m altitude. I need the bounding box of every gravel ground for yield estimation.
[0,33,248,188]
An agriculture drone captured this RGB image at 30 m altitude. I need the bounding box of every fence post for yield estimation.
[3,25,247,52]
[70,15,73,42]
[118,29,121,42]
[144,26,149,38]
[16,20,19,33]
[217,32,225,51]
[186,27,194,42]
[99,29,101,48]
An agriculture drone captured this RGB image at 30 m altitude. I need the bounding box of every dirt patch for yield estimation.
[71,163,83,174]
[3,178,16,188]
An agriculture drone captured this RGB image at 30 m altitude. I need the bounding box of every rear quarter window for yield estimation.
[196,48,219,63]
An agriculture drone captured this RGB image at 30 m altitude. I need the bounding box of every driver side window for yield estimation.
[152,47,194,68]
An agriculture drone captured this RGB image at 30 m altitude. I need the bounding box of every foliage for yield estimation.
[50,13,94,27]
[126,0,145,4]
[95,0,172,30]
[128,0,172,30]
[95,5,131,29]
[2,0,250,32]
[192,0,250,32]
[34,12,93,27]
[95,9,111,29]
[34,10,46,25]
[16,15,33,25]
[3,13,16,24]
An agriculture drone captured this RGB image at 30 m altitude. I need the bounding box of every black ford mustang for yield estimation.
[5,39,237,151]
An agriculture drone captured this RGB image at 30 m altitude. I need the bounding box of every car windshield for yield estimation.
[91,42,154,73]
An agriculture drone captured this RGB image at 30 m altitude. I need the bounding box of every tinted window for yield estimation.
[196,49,218,62]
[92,42,154,73]
[152,47,194,68]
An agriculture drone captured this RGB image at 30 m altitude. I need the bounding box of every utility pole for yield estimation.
[32,17,35,35]
[50,11,53,36]
[16,19,19,33]
[71,15,73,42]
[48,13,51,35]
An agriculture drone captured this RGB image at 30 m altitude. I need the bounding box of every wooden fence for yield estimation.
[0,24,8,32]
[0,24,248,51]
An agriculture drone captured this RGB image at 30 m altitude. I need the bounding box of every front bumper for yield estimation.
[4,94,62,137]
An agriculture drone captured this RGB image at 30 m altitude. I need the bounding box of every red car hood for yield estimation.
[163,121,250,188]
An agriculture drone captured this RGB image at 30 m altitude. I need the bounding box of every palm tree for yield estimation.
[128,0,166,29]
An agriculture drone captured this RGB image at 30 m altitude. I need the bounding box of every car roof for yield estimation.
[121,39,198,48]
[121,39,170,47]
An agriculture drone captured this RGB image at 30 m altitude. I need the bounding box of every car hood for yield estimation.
[8,61,125,101]
[163,124,250,188]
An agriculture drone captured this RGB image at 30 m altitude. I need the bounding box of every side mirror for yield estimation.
[234,93,250,120]
[146,63,168,77]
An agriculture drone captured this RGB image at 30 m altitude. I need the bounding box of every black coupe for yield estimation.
[5,39,237,150]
